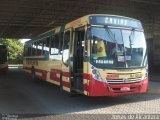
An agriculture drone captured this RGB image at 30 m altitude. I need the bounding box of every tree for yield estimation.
[0,38,24,64]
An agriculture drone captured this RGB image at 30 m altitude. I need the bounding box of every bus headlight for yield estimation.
[142,71,148,80]
[141,70,148,81]
[92,69,101,81]
[91,66,105,82]
[92,69,97,74]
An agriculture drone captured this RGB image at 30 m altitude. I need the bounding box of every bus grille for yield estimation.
[106,78,142,84]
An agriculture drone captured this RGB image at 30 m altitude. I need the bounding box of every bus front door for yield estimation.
[71,27,86,93]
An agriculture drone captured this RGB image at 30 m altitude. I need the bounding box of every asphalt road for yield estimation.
[0,67,160,119]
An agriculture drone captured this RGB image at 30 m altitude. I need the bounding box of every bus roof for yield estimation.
[65,14,142,29]
[26,26,64,44]
[26,14,142,44]
[88,14,140,21]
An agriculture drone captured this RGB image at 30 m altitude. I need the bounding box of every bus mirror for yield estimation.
[65,59,69,67]
[63,59,69,67]
[62,49,69,67]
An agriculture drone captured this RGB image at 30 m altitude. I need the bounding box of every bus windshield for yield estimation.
[90,27,147,69]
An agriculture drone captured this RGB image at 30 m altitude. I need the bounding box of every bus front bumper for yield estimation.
[88,78,148,97]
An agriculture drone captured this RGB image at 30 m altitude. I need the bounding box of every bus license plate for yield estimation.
[121,87,130,91]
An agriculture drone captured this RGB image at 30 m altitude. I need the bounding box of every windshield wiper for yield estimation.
[104,26,126,56]
[129,28,135,54]
[104,26,117,44]
[104,26,128,68]
[104,26,121,56]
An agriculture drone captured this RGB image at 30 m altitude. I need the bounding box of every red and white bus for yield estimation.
[23,14,148,96]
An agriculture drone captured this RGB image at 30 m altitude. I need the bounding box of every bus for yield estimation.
[0,45,8,73]
[23,14,148,96]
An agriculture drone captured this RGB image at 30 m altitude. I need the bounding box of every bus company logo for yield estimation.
[123,78,129,83]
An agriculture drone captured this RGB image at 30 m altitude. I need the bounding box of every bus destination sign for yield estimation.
[89,16,143,29]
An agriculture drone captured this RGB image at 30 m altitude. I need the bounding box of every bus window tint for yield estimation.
[59,33,64,54]
[32,42,37,56]
[50,35,59,54]
[37,40,43,55]
[43,38,50,55]
[62,31,70,64]
[24,46,27,56]
[28,44,32,56]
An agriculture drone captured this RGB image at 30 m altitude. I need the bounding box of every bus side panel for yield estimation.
[46,60,62,86]
[83,62,90,96]
[61,68,71,92]
[23,58,48,81]
[23,59,32,73]
[35,60,48,81]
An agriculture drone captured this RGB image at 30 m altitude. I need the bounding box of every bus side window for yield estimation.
[85,29,90,55]
[59,33,63,54]
[62,31,70,65]
[25,46,28,56]
[50,35,59,55]
[24,46,26,56]
[28,44,32,56]
[50,36,55,54]
[31,42,37,56]
[37,40,43,55]
[43,38,50,56]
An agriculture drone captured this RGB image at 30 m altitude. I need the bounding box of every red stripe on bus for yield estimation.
[35,69,47,81]
[84,84,89,91]
[83,73,92,79]
[50,72,60,82]
[51,69,61,73]
[62,81,71,88]
[62,71,70,77]
[83,73,92,94]
[50,69,61,82]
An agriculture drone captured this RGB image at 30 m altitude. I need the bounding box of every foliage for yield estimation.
[0,38,24,64]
